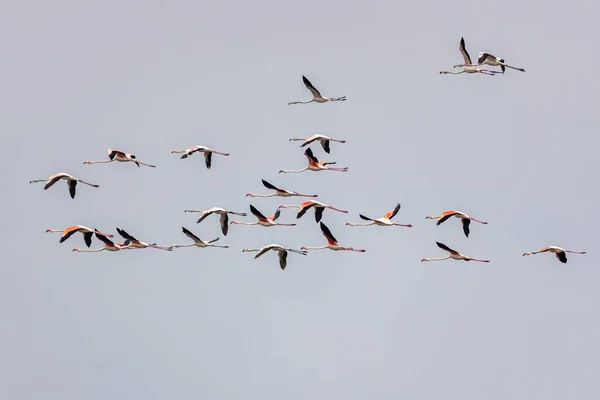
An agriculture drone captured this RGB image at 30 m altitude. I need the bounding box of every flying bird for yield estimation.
[288,75,346,105]
[184,207,247,236]
[242,244,308,270]
[230,205,297,227]
[522,246,586,264]
[115,227,172,251]
[246,179,318,198]
[72,231,132,253]
[346,203,413,228]
[83,149,156,168]
[301,222,366,252]
[30,172,99,199]
[46,225,114,247]
[279,148,348,174]
[425,210,488,237]
[171,145,230,169]
[278,200,348,223]
[477,52,525,73]
[288,134,346,154]
[171,227,229,249]
[421,241,490,263]
[440,37,502,76]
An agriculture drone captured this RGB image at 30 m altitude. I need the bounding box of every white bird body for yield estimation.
[72,231,132,252]
[288,134,346,154]
[301,222,366,253]
[46,225,114,247]
[171,227,229,249]
[279,148,348,174]
[83,149,156,168]
[477,52,525,73]
[171,145,230,169]
[346,203,413,228]
[523,246,586,263]
[242,244,307,270]
[421,242,490,263]
[246,179,318,198]
[184,207,247,236]
[231,205,296,228]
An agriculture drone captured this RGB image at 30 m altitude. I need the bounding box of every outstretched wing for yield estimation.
[196,211,213,224]
[319,222,338,245]
[304,148,319,164]
[278,250,288,270]
[116,228,137,242]
[182,226,201,242]
[321,140,331,154]
[59,226,83,243]
[436,241,458,255]
[459,37,472,65]
[204,152,212,169]
[83,231,93,247]
[461,218,471,238]
[95,231,115,247]
[254,245,274,259]
[220,213,229,236]
[297,202,317,219]
[271,208,281,221]
[359,214,374,221]
[44,174,65,190]
[302,75,322,98]
[437,211,457,225]
[478,52,492,64]
[556,252,567,263]
[250,204,269,221]
[262,179,280,191]
[314,207,324,223]
[300,134,321,147]
[384,203,401,220]
[68,180,77,199]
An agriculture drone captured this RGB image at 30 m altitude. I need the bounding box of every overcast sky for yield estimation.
[1,1,599,399]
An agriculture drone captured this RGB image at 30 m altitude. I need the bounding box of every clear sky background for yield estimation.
[1,1,599,399]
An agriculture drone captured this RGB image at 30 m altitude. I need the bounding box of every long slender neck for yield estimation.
[288,138,303,141]
[172,244,195,248]
[231,221,257,225]
[302,246,328,250]
[279,168,307,173]
[171,150,185,154]
[247,193,276,198]
[422,256,450,261]
[149,244,173,251]
[84,160,113,164]
[184,209,202,213]
[426,216,440,220]
[29,179,48,184]
[74,247,106,252]
[289,100,314,105]
[46,229,63,233]
[243,249,260,253]
[346,222,373,226]
[279,205,300,209]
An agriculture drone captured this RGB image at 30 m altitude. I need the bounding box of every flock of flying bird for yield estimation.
[30,37,588,269]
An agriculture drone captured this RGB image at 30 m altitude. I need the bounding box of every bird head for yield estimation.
[83,160,92,164]
[45,229,52,233]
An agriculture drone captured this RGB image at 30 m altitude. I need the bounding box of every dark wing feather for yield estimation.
[296,203,316,219]
[304,148,319,164]
[220,213,229,236]
[319,222,338,243]
[196,211,212,224]
[314,207,324,223]
[182,227,201,242]
[116,228,137,241]
[68,180,77,199]
[556,252,567,263]
[108,150,118,160]
[359,214,374,221]
[278,250,288,270]
[302,75,322,98]
[477,52,491,64]
[272,208,281,221]
[95,231,115,247]
[83,231,93,247]
[204,152,212,169]
[437,212,456,225]
[436,241,457,254]
[321,140,331,154]
[44,175,63,190]
[389,203,401,220]
[462,219,471,238]
[261,179,280,191]
[250,204,268,221]
[59,227,82,243]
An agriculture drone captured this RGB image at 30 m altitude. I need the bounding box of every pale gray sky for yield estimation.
[1,1,599,399]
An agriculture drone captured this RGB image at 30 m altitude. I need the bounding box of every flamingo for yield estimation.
[171,145,230,169]
[440,37,502,76]
[230,205,297,227]
[522,246,586,264]
[278,200,348,223]
[29,172,99,199]
[279,148,348,174]
[73,231,132,253]
[421,241,490,263]
[301,222,366,253]
[246,179,318,198]
[116,228,173,251]
[46,225,114,247]
[426,210,488,238]
[171,227,229,249]
[474,52,525,73]
[242,244,308,270]
[288,75,346,105]
[83,149,156,168]
[184,207,247,236]
[346,203,413,228]
[288,134,346,154]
